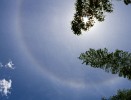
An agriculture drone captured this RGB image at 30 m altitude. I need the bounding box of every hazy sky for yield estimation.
[0,0,131,100]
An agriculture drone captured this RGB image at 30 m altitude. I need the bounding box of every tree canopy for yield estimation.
[71,0,131,35]
[79,48,131,79]
[102,89,131,100]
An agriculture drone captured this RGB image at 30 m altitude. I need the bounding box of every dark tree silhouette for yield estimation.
[102,89,131,100]
[71,0,131,35]
[124,0,131,5]
[79,48,131,79]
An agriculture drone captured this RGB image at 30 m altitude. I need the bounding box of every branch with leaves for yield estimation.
[102,89,131,100]
[71,0,131,35]
[79,48,131,79]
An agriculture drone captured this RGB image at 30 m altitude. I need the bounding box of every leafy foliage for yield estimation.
[79,48,131,79]
[124,0,131,5]
[102,89,131,100]
[71,0,131,35]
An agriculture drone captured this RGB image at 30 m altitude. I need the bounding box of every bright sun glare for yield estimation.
[83,17,88,23]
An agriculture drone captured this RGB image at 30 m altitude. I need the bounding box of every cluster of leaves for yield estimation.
[124,0,131,5]
[71,0,113,35]
[102,89,131,100]
[71,0,131,35]
[79,48,131,79]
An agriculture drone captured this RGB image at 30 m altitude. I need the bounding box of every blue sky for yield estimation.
[0,0,131,100]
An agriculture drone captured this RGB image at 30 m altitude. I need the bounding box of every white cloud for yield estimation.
[5,60,14,69]
[0,79,12,96]
[0,63,3,68]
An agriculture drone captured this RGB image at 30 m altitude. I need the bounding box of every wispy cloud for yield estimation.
[0,63,3,68]
[5,60,15,69]
[0,79,12,96]
[0,60,15,96]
